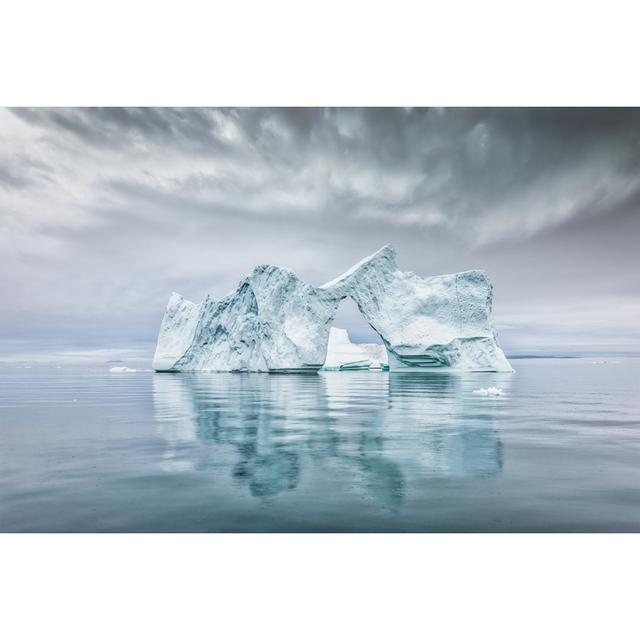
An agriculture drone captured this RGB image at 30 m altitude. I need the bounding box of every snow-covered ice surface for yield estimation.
[109,366,137,373]
[153,244,512,373]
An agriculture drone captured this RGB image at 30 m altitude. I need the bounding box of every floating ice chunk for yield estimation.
[323,327,374,370]
[472,387,503,396]
[109,366,137,373]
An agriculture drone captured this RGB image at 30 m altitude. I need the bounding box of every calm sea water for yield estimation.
[1,358,639,532]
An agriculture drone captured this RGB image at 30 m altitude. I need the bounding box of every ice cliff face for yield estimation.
[152,293,201,371]
[153,245,512,373]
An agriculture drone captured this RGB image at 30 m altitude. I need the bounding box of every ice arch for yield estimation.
[153,245,513,373]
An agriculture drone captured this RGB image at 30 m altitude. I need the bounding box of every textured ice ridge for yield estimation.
[153,245,513,373]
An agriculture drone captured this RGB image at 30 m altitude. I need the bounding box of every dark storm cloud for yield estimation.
[1,107,638,360]
[10,107,227,151]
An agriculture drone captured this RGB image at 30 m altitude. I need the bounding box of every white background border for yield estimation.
[2,0,639,106]
[2,535,639,639]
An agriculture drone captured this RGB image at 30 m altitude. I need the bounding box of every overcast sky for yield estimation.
[1,107,638,361]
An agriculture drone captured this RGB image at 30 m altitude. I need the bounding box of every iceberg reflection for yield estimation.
[384,373,506,478]
[153,371,508,505]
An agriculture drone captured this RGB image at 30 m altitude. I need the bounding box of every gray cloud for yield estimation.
[1,107,639,360]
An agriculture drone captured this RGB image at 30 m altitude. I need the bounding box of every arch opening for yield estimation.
[332,297,382,345]
[322,297,388,371]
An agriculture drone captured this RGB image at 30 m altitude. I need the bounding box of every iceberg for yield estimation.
[322,327,378,370]
[153,244,512,373]
[154,265,338,372]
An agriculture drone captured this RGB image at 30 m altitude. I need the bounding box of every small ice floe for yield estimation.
[109,366,137,373]
[472,387,503,396]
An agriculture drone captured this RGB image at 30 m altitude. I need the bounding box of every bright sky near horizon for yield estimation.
[1,107,639,362]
